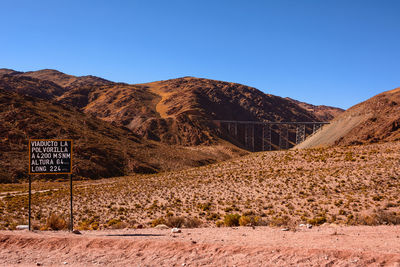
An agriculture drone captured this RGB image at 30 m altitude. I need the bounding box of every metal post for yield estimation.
[70,174,73,232]
[235,123,238,137]
[252,124,255,152]
[262,124,272,151]
[268,125,272,151]
[313,123,322,134]
[244,124,248,148]
[296,124,306,144]
[262,125,265,151]
[279,124,289,150]
[28,175,31,231]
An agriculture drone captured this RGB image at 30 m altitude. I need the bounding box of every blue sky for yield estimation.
[1,0,399,109]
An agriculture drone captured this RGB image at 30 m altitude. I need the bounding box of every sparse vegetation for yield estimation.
[224,214,241,227]
[46,213,67,230]
[0,141,400,229]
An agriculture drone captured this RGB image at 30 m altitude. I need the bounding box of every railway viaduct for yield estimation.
[213,120,329,151]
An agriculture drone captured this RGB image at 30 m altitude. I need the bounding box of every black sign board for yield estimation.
[29,139,72,174]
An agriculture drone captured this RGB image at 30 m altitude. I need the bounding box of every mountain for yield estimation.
[285,97,344,121]
[0,88,245,182]
[0,68,113,88]
[0,68,341,149]
[295,87,400,148]
[0,74,65,100]
[61,77,323,146]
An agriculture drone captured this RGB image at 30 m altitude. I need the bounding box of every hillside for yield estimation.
[1,140,399,230]
[0,74,66,100]
[0,68,113,88]
[285,97,344,121]
[296,87,400,149]
[0,88,245,182]
[0,69,342,148]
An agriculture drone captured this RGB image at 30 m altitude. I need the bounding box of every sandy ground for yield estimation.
[1,226,400,266]
[294,114,368,149]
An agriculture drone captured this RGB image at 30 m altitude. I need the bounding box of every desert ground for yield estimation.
[1,142,400,265]
[1,141,400,230]
[1,226,400,266]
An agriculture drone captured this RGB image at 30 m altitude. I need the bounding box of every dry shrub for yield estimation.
[307,216,327,226]
[239,215,265,226]
[269,215,295,227]
[216,220,224,227]
[46,213,67,230]
[375,210,400,225]
[77,221,91,231]
[110,221,128,229]
[151,216,200,228]
[90,222,99,230]
[77,220,99,230]
[107,218,128,229]
[166,216,185,228]
[224,214,240,227]
[239,216,251,226]
[184,217,202,228]
[355,211,400,225]
[151,217,166,227]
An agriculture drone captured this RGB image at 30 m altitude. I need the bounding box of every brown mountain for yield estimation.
[1,68,338,148]
[285,97,344,121]
[296,87,400,148]
[0,68,113,88]
[0,88,245,182]
[57,77,321,146]
[0,74,65,100]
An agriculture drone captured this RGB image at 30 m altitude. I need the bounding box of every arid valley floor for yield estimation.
[1,226,400,266]
[0,141,400,266]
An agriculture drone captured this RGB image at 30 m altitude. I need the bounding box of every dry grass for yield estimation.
[1,141,400,230]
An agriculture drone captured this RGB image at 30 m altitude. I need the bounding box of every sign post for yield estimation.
[29,139,73,231]
[28,175,31,231]
[70,173,73,232]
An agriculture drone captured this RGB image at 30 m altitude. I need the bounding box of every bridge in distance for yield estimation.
[213,120,330,152]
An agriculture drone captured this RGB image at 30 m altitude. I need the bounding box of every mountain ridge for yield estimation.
[1,68,343,148]
[0,87,246,182]
[295,87,400,149]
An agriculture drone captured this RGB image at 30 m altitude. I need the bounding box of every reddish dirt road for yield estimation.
[1,226,400,266]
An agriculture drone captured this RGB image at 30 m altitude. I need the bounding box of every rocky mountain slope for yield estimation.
[295,87,400,148]
[285,97,344,121]
[0,69,341,148]
[0,88,245,182]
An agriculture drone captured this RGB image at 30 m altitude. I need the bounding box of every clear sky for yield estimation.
[1,0,399,109]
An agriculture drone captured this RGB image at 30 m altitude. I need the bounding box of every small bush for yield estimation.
[110,221,128,229]
[107,218,128,229]
[166,216,185,228]
[354,211,400,226]
[224,214,240,227]
[184,217,202,228]
[107,218,121,226]
[269,215,293,227]
[239,216,251,226]
[372,195,383,201]
[151,217,166,227]
[198,202,212,211]
[46,213,67,230]
[216,220,224,227]
[375,210,400,225]
[307,216,327,226]
[91,221,99,230]
[239,215,264,226]
[206,213,220,221]
[77,220,91,230]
